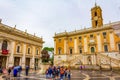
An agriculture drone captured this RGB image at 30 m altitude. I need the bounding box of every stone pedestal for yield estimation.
[38,63,51,74]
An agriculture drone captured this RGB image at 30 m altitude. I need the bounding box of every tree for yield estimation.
[43,47,54,52]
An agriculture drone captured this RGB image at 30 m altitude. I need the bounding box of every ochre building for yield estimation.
[54,4,120,68]
[0,20,44,69]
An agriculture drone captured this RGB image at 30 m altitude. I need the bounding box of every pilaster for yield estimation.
[109,31,115,51]
[31,46,35,68]
[21,43,26,68]
[84,36,88,53]
[8,40,15,67]
[97,33,102,52]
[74,37,77,54]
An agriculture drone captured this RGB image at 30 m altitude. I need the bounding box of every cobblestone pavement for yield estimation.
[71,70,120,80]
[1,70,120,80]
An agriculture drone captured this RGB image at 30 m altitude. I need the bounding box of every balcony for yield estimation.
[26,53,33,58]
[14,52,23,57]
[89,39,96,46]
[89,39,95,43]
[35,54,41,58]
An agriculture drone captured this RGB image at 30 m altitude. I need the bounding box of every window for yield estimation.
[58,48,61,54]
[58,39,61,43]
[70,38,72,42]
[118,44,120,51]
[95,21,98,26]
[91,47,95,53]
[28,48,30,54]
[17,46,20,53]
[95,12,97,16]
[104,45,108,52]
[103,32,106,38]
[70,48,72,54]
[2,40,8,50]
[36,49,38,55]
[79,36,82,40]
[80,48,82,54]
[90,34,93,38]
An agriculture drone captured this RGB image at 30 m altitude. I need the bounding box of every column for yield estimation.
[84,36,88,53]
[8,40,15,67]
[21,43,26,68]
[109,32,115,51]
[97,33,102,52]
[74,37,78,54]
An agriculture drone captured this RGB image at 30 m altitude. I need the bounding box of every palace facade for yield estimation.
[54,4,120,68]
[0,20,44,69]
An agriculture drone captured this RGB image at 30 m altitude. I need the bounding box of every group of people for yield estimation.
[0,65,30,77]
[45,65,71,80]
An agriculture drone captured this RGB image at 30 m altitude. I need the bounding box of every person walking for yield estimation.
[13,68,18,77]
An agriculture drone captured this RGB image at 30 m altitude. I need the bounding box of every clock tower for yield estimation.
[91,3,103,28]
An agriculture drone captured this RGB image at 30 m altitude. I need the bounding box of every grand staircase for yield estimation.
[54,52,120,70]
[97,52,120,69]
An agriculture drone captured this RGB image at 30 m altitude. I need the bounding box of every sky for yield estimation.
[0,0,120,47]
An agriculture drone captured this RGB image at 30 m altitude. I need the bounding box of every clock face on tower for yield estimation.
[94,16,98,20]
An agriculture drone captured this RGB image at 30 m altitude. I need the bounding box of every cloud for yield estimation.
[0,0,120,47]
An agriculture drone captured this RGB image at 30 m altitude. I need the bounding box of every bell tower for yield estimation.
[91,3,103,28]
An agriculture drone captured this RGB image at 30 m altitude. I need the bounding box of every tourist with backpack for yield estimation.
[60,67,64,80]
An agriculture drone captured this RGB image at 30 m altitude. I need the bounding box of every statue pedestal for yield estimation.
[38,63,51,74]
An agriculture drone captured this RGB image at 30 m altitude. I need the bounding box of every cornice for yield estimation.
[54,21,120,38]
[0,23,44,43]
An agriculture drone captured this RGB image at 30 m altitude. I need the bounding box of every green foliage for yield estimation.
[43,47,54,52]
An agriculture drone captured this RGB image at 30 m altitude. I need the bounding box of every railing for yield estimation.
[97,53,120,68]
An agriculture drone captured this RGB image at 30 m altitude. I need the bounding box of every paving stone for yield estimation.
[89,78,110,80]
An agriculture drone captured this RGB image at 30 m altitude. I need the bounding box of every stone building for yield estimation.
[0,20,44,69]
[54,4,120,68]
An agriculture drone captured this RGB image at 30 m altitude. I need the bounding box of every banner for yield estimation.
[2,50,9,55]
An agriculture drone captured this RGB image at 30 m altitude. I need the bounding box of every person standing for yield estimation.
[8,67,11,75]
[25,66,29,76]
[67,68,71,80]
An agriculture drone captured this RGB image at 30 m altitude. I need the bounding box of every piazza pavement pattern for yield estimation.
[1,70,120,80]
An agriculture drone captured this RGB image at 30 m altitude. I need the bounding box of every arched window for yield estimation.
[2,40,8,50]
[79,48,82,54]
[95,12,97,16]
[118,44,120,51]
[104,45,108,52]
[17,46,20,53]
[28,48,31,54]
[36,49,39,55]
[58,48,61,54]
[91,47,95,53]
[95,21,98,26]
[70,48,72,54]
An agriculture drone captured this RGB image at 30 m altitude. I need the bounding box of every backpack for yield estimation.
[60,69,64,74]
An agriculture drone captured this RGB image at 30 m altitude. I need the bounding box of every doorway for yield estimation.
[0,56,7,68]
[14,57,20,66]
[26,58,30,66]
